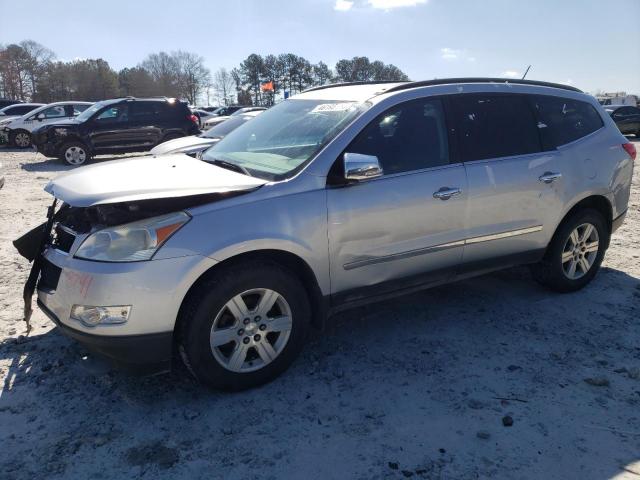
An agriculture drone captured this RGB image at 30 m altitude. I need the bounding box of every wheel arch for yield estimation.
[552,194,613,249]
[174,249,328,347]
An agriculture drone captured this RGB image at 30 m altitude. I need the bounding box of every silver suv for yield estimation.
[19,78,635,390]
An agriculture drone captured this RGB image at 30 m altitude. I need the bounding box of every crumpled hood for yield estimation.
[45,153,266,207]
[150,135,219,156]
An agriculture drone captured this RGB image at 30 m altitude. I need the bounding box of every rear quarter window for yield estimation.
[531,95,604,149]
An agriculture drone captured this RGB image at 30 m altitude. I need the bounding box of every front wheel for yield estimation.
[59,141,90,166]
[10,130,32,148]
[530,209,608,292]
[179,262,310,391]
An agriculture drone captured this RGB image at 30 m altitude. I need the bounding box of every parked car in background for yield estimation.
[200,106,220,112]
[0,103,46,143]
[605,105,640,137]
[3,101,93,148]
[150,110,264,156]
[0,103,45,119]
[203,107,267,130]
[20,78,634,390]
[210,105,248,117]
[192,109,216,129]
[0,99,23,109]
[31,97,199,165]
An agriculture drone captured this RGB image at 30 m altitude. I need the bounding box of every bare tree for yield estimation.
[212,67,235,106]
[20,40,55,99]
[174,50,210,105]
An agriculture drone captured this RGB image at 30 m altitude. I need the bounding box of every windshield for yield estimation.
[75,101,108,122]
[202,99,366,180]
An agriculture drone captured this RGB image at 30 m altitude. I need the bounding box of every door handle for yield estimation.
[539,172,562,184]
[433,187,462,200]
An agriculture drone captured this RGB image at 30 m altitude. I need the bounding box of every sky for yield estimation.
[1,0,639,94]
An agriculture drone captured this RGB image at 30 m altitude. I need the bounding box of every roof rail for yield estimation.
[302,78,582,95]
[383,77,583,94]
[302,80,404,93]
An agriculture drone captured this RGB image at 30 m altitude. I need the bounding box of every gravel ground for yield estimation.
[0,144,639,479]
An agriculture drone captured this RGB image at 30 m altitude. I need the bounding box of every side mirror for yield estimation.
[343,152,383,181]
[36,113,45,120]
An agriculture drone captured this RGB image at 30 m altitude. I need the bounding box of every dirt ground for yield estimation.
[0,144,639,480]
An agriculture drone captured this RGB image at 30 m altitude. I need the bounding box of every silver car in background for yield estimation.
[22,78,634,391]
[150,110,264,157]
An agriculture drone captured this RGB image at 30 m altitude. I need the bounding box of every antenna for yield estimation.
[522,65,531,79]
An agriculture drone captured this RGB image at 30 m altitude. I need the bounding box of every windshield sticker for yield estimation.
[310,102,354,113]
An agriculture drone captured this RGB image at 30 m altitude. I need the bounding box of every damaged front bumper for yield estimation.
[35,246,217,372]
[14,198,219,373]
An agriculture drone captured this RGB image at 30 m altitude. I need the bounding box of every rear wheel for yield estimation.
[531,209,608,292]
[179,261,310,391]
[10,130,32,148]
[59,141,90,166]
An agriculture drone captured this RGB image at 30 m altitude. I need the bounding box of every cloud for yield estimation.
[440,48,460,60]
[501,70,521,78]
[334,0,354,10]
[368,0,428,9]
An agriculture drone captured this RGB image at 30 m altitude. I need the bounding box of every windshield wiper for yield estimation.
[208,158,252,177]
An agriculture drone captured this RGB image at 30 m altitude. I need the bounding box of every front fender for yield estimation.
[157,189,331,295]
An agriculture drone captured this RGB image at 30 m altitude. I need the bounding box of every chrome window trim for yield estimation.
[343,225,543,270]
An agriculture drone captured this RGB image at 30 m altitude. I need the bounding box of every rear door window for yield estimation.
[347,97,450,175]
[531,95,604,149]
[450,94,541,161]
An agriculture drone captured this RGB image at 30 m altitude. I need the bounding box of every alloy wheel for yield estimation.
[65,146,87,165]
[561,222,599,280]
[14,132,31,148]
[209,288,292,372]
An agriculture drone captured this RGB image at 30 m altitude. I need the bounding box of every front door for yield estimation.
[88,103,133,152]
[327,97,468,303]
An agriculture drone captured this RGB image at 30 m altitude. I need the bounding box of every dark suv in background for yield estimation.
[32,97,200,165]
[605,105,640,137]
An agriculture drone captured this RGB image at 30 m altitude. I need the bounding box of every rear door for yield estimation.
[327,97,468,301]
[449,93,564,269]
[128,101,164,147]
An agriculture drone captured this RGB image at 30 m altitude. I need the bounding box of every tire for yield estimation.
[10,130,32,149]
[179,261,311,391]
[530,209,608,292]
[59,141,90,166]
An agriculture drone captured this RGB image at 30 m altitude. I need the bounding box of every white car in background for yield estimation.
[0,103,45,142]
[3,101,93,148]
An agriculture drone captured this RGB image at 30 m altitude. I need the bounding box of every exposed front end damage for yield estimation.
[13,190,244,338]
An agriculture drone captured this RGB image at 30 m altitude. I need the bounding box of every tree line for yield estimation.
[0,40,409,107]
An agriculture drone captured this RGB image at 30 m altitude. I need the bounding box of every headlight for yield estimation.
[75,211,190,262]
